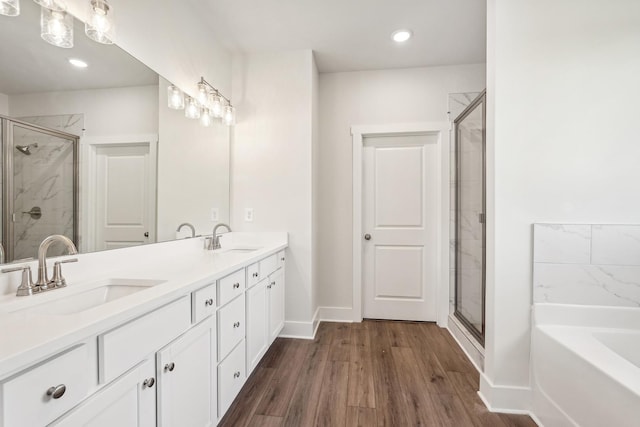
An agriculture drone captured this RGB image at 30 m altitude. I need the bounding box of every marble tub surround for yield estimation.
[0,232,287,379]
[533,223,640,307]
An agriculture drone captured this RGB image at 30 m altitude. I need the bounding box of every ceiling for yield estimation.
[193,0,487,73]
[0,0,157,95]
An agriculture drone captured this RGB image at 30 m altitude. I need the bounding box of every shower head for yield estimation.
[15,143,38,155]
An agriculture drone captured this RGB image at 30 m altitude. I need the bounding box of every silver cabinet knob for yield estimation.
[233,321,241,328]
[364,234,371,240]
[252,272,259,278]
[233,283,240,289]
[164,362,175,372]
[271,281,276,287]
[233,371,241,378]
[46,384,66,399]
[281,257,285,261]
[205,298,214,306]
[143,377,155,388]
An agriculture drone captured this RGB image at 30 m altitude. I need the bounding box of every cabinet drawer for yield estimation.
[217,340,246,418]
[247,262,260,288]
[1,345,89,427]
[217,269,245,307]
[259,254,279,279]
[99,297,191,384]
[192,283,216,324]
[217,294,246,361]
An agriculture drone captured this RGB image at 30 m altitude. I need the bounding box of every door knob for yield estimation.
[364,234,371,240]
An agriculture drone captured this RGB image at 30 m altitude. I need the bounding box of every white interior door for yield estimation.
[94,143,156,250]
[362,133,438,321]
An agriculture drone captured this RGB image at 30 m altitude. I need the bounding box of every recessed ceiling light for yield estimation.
[391,29,412,43]
[68,58,88,68]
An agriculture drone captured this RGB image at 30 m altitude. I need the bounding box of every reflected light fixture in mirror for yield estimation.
[210,93,224,118]
[0,0,19,16]
[85,0,114,44]
[167,84,185,110]
[33,0,66,12]
[200,108,213,127]
[223,105,235,126]
[197,81,209,106]
[185,96,201,119]
[41,7,73,48]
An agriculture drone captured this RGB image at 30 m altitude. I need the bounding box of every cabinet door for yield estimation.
[157,317,216,427]
[268,268,285,344]
[246,278,269,374]
[50,359,156,427]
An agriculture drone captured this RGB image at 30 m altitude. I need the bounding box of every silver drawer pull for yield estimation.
[233,371,241,378]
[252,272,259,278]
[267,284,272,289]
[233,321,241,328]
[164,362,175,372]
[233,283,240,289]
[143,377,155,388]
[271,281,276,286]
[46,384,66,399]
[205,298,214,306]
[281,257,285,261]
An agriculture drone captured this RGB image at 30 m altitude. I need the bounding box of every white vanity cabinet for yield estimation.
[268,267,285,344]
[157,317,216,427]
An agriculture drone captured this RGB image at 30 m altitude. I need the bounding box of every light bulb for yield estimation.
[33,0,66,12]
[41,7,73,48]
[200,108,213,127]
[167,85,185,110]
[0,0,20,16]
[85,0,114,44]
[185,96,201,119]
[197,82,209,106]
[210,94,224,118]
[223,105,235,126]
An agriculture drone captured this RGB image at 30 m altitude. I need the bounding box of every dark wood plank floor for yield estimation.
[219,320,537,427]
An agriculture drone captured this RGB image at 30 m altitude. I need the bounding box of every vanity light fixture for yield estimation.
[0,0,20,16]
[68,58,88,68]
[198,77,234,125]
[196,81,210,106]
[33,0,65,12]
[41,6,73,48]
[184,96,201,119]
[167,84,185,110]
[391,29,412,43]
[85,0,114,44]
[210,92,224,118]
[223,105,235,126]
[200,108,213,127]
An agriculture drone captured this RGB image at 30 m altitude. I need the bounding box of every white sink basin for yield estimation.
[220,247,262,253]
[10,278,165,316]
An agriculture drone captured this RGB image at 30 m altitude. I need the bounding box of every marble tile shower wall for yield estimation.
[448,92,480,309]
[12,115,83,260]
[533,224,640,307]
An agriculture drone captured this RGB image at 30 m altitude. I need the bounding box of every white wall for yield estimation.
[157,76,230,242]
[311,55,320,322]
[64,0,231,96]
[484,0,640,407]
[231,50,316,332]
[0,93,8,115]
[8,85,158,137]
[317,64,486,313]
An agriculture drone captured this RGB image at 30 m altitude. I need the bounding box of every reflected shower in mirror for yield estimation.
[0,0,230,264]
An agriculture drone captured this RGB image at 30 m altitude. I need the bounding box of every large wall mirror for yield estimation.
[0,1,230,263]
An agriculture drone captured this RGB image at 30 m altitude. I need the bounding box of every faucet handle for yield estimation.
[50,259,77,288]
[2,266,36,296]
[57,258,78,264]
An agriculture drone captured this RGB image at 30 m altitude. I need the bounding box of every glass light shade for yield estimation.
[223,105,235,126]
[0,0,20,16]
[200,108,213,127]
[210,94,224,118]
[41,7,73,48]
[85,0,114,44]
[184,96,201,119]
[196,82,209,106]
[33,0,66,12]
[167,85,185,110]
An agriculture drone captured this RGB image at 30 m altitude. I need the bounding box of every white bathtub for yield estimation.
[531,304,640,426]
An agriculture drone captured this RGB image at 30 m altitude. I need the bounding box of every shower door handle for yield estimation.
[21,207,42,220]
[478,213,485,224]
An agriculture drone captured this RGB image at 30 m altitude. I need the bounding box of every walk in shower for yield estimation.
[453,91,486,345]
[1,116,79,263]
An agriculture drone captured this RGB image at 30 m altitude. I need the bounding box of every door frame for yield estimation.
[351,122,450,326]
[81,134,158,253]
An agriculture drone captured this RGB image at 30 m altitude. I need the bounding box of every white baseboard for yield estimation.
[279,307,320,340]
[479,373,532,414]
[446,315,484,372]
[318,306,353,322]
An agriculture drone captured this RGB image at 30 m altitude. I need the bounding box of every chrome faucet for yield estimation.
[35,235,78,291]
[176,222,196,238]
[210,223,231,250]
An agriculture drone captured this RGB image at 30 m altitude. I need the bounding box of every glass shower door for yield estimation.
[5,121,78,262]
[454,91,486,345]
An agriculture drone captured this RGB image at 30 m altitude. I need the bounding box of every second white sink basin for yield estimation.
[11,278,165,316]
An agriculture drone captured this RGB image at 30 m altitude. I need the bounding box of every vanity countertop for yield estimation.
[0,232,288,379]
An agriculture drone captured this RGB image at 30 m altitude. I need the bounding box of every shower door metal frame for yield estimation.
[453,90,486,346]
[1,115,80,262]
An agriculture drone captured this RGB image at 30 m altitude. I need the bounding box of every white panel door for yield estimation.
[268,268,285,343]
[362,133,438,321]
[95,144,155,250]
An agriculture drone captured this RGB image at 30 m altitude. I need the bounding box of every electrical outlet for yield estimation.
[244,208,254,222]
[210,208,219,222]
